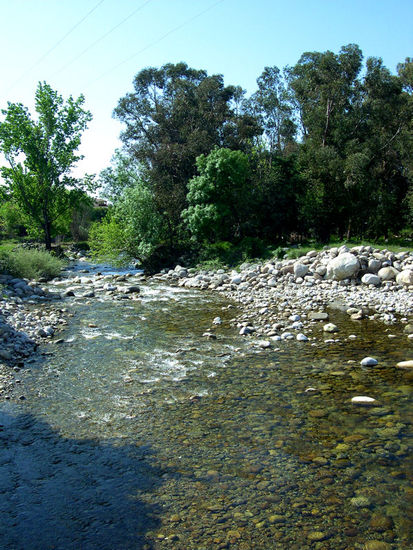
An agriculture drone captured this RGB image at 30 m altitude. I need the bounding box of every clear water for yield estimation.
[0,273,412,549]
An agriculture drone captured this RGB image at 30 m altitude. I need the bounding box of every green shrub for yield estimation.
[197,238,273,269]
[0,248,64,280]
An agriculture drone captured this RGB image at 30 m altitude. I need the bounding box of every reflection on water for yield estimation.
[3,276,413,549]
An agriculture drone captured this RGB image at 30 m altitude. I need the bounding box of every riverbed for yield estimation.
[0,264,412,549]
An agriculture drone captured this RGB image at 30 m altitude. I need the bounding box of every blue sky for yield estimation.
[0,0,412,177]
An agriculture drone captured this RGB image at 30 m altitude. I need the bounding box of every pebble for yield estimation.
[323,323,339,333]
[258,340,271,349]
[363,541,391,550]
[350,495,371,508]
[361,357,379,367]
[351,396,377,406]
[307,531,327,542]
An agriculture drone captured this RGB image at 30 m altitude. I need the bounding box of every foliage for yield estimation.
[196,237,273,269]
[89,182,165,264]
[182,148,251,243]
[97,47,412,269]
[69,193,96,242]
[248,66,296,152]
[114,63,261,242]
[0,247,64,280]
[99,149,144,201]
[0,82,92,249]
[287,45,412,241]
[0,198,26,238]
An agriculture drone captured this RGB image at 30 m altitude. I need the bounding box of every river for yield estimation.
[0,264,412,549]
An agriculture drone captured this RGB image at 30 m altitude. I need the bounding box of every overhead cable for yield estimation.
[5,0,105,94]
[53,0,152,77]
[87,0,225,87]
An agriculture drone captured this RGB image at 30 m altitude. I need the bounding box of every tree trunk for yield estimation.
[346,219,352,241]
[44,220,52,251]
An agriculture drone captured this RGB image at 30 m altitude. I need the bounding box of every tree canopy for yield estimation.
[113,62,261,242]
[0,82,92,249]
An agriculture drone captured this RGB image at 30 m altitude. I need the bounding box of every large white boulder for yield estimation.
[293,262,309,278]
[396,270,413,286]
[326,253,359,281]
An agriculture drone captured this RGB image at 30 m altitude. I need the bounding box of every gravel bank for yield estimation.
[0,274,67,398]
[158,245,413,345]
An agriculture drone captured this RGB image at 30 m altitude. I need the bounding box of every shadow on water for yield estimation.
[0,407,163,550]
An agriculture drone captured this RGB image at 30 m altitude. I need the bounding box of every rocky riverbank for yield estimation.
[1,244,412,396]
[0,273,70,398]
[158,245,413,349]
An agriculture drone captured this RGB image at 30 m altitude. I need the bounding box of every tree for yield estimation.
[0,82,92,249]
[99,149,144,201]
[89,181,165,264]
[288,44,363,148]
[249,66,296,153]
[114,63,260,243]
[182,148,251,244]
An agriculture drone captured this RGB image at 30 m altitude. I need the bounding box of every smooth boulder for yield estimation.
[396,269,413,286]
[378,266,399,281]
[326,253,359,281]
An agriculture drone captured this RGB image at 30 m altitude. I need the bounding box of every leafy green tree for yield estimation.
[0,82,92,249]
[114,63,260,243]
[286,45,364,240]
[249,66,296,153]
[182,148,251,244]
[249,149,301,242]
[353,57,411,237]
[288,44,363,147]
[89,182,165,264]
[99,149,144,201]
[0,197,26,238]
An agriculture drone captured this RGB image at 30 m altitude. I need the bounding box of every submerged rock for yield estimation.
[396,360,413,368]
[361,357,378,366]
[323,323,339,333]
[351,396,376,405]
[308,311,329,321]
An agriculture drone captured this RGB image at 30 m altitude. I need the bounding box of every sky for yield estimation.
[0,0,412,179]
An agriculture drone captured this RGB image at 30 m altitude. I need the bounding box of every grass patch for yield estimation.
[0,247,65,280]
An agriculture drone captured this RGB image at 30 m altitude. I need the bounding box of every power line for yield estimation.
[53,0,152,77]
[5,0,105,95]
[87,0,225,87]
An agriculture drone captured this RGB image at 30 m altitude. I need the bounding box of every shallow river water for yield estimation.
[0,267,412,549]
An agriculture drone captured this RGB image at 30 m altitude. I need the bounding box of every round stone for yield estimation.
[323,323,339,333]
[351,396,376,406]
[361,357,378,366]
[307,531,327,542]
[350,495,370,508]
[361,273,381,286]
[258,340,271,349]
[363,541,391,550]
[396,360,413,368]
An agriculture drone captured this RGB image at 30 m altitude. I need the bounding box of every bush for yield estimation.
[0,248,65,280]
[197,238,273,268]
